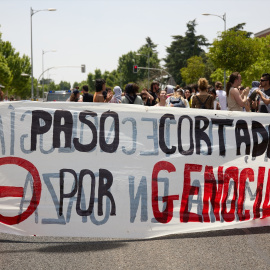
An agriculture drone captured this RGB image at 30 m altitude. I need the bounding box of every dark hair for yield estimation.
[82,85,89,92]
[150,81,159,91]
[133,83,139,93]
[125,83,139,95]
[70,90,79,102]
[73,89,79,95]
[95,79,106,92]
[262,73,270,83]
[191,83,198,93]
[125,84,134,95]
[184,85,192,92]
[209,87,216,96]
[102,90,107,100]
[215,81,223,90]
[226,72,240,96]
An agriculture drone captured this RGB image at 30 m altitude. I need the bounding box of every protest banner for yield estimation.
[0,101,270,238]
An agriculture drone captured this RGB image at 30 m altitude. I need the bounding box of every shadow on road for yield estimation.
[152,225,270,241]
[0,240,127,253]
[0,226,269,252]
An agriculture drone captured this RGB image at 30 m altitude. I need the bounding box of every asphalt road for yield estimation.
[0,226,270,270]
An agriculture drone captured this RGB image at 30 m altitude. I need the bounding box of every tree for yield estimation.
[0,30,31,98]
[59,81,71,90]
[73,81,80,88]
[87,72,95,92]
[228,23,253,38]
[48,81,57,91]
[117,51,138,85]
[136,37,160,83]
[87,69,107,92]
[210,68,231,86]
[200,52,216,86]
[0,53,12,86]
[208,30,260,73]
[242,35,270,86]
[86,69,120,92]
[117,37,160,87]
[180,56,205,85]
[164,20,209,85]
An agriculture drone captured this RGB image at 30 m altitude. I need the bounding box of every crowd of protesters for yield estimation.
[1,72,270,113]
[65,72,270,113]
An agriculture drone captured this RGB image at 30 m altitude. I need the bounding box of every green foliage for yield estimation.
[0,30,31,98]
[208,30,260,72]
[200,52,216,86]
[164,20,209,85]
[228,23,253,38]
[0,53,12,85]
[86,69,121,92]
[117,37,160,87]
[59,81,71,90]
[117,51,138,85]
[210,68,231,86]
[87,72,95,92]
[242,35,270,86]
[73,81,79,88]
[180,56,205,85]
[48,81,57,91]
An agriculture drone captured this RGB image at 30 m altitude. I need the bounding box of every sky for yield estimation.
[1,0,269,87]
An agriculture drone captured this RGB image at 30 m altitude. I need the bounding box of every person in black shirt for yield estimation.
[148,81,159,106]
[82,85,93,102]
[258,73,270,113]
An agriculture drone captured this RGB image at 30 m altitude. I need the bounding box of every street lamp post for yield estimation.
[202,13,226,91]
[42,49,57,100]
[30,7,56,100]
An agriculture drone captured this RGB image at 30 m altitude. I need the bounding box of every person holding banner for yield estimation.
[255,88,270,113]
[148,81,160,106]
[191,78,214,109]
[166,88,189,108]
[155,89,167,107]
[121,83,144,105]
[226,72,250,112]
[108,86,122,103]
[93,79,112,103]
[257,73,270,113]
[69,89,80,102]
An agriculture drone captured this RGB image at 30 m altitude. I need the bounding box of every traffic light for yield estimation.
[81,64,86,73]
[133,65,138,73]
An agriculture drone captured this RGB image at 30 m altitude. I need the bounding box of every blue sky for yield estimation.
[1,0,269,86]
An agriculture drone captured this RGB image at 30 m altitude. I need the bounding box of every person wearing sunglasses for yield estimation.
[257,73,270,113]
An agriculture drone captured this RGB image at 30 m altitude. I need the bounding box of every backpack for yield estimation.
[170,97,181,104]
[169,96,186,108]
[196,95,210,109]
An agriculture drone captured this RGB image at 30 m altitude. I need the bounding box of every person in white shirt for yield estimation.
[215,81,227,110]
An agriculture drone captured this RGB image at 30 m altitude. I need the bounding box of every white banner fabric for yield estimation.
[0,101,270,239]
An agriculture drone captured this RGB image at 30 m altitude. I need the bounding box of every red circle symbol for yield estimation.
[0,157,41,225]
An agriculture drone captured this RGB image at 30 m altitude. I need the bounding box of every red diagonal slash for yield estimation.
[0,186,24,198]
[0,157,41,225]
